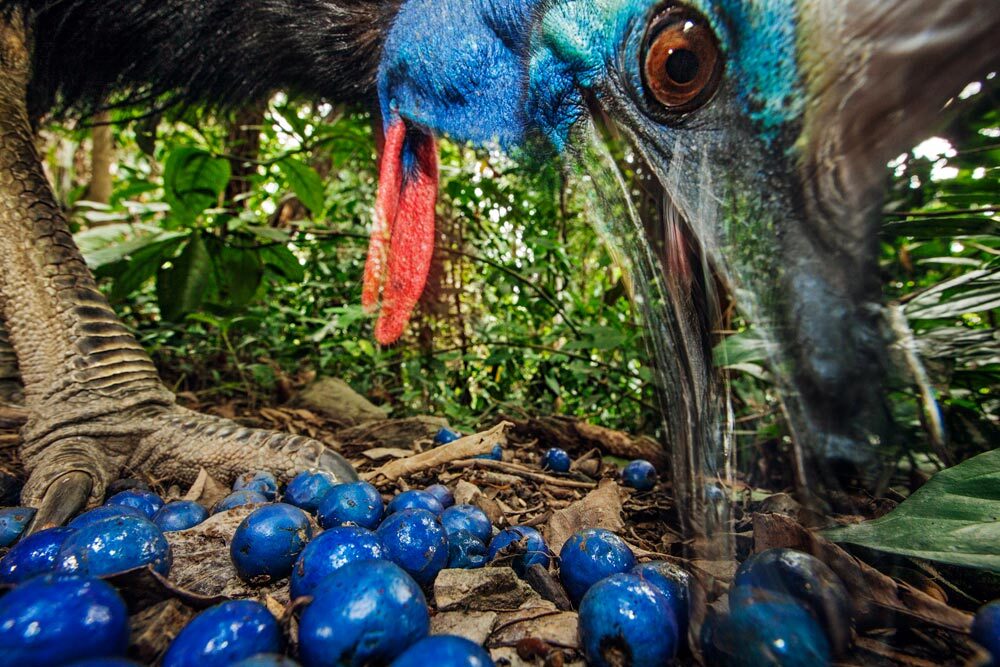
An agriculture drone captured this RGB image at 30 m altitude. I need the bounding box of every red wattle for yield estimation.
[363,120,439,345]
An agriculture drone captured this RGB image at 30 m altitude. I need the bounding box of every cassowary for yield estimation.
[0,0,995,531]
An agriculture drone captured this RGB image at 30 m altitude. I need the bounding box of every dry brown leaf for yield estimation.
[431,611,498,645]
[361,447,413,461]
[545,480,624,555]
[182,468,229,509]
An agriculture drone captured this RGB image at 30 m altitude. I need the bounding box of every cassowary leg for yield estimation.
[0,13,355,531]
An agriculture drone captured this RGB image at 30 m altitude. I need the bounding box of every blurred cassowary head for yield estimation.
[362,0,999,476]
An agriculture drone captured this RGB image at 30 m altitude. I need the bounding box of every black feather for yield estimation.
[4,0,400,119]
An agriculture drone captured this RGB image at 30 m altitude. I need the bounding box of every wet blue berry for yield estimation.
[283,471,339,513]
[290,526,385,599]
[447,530,487,569]
[732,548,851,654]
[701,600,831,667]
[621,460,657,491]
[299,560,429,667]
[558,528,636,605]
[105,489,163,519]
[0,526,75,585]
[386,489,444,517]
[390,635,494,667]
[233,472,279,501]
[541,448,571,473]
[487,526,550,576]
[579,573,679,667]
[475,444,502,461]
[213,490,269,514]
[0,506,36,547]
[631,561,692,641]
[0,574,128,666]
[316,481,383,529]
[67,505,145,530]
[972,600,1000,661]
[425,484,454,509]
[231,503,313,584]
[441,504,492,544]
[57,515,172,576]
[434,427,461,445]
[231,656,301,667]
[376,508,449,586]
[162,600,282,667]
[153,501,208,532]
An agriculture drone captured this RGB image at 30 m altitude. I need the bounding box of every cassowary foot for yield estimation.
[22,402,357,532]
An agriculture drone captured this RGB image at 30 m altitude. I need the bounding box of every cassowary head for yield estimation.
[363,0,999,473]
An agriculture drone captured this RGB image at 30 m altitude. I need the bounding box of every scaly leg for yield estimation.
[0,11,356,530]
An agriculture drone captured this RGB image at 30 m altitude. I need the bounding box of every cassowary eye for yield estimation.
[642,5,722,114]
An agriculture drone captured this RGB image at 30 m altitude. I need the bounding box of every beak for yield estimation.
[608,0,1000,490]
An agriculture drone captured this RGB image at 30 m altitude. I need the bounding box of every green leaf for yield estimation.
[277,158,326,217]
[212,244,264,310]
[156,233,213,321]
[824,448,1000,571]
[260,245,306,283]
[110,236,187,303]
[162,147,231,224]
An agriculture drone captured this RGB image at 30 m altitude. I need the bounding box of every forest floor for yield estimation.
[0,390,988,667]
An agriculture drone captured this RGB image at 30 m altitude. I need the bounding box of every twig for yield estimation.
[452,458,597,489]
[364,422,512,481]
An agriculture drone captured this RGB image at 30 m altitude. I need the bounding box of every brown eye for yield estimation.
[642,6,723,114]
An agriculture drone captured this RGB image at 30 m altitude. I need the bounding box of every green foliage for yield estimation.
[45,79,997,473]
[825,448,1000,571]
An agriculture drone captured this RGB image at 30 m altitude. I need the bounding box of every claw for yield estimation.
[27,471,92,534]
[318,449,360,484]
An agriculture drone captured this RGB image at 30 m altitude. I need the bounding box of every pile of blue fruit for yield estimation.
[2,436,993,667]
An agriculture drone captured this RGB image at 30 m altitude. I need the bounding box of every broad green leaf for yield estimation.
[260,245,306,283]
[75,222,183,269]
[156,233,213,321]
[824,448,1000,571]
[212,245,264,310]
[277,158,326,217]
[713,329,774,368]
[110,236,187,303]
[163,147,231,224]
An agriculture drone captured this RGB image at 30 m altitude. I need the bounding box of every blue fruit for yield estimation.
[290,526,385,599]
[475,444,503,461]
[153,501,209,532]
[299,560,429,667]
[541,448,571,473]
[972,600,1000,660]
[441,504,492,544]
[700,600,831,667]
[0,526,75,585]
[0,506,36,547]
[105,489,164,519]
[631,561,692,641]
[376,508,449,586]
[57,515,172,576]
[434,427,462,445]
[425,484,455,509]
[283,471,339,513]
[213,490,270,514]
[0,574,128,666]
[390,635,494,667]
[386,490,444,517]
[68,505,146,530]
[234,472,279,501]
[621,460,657,492]
[231,503,313,583]
[488,526,550,576]
[316,481,383,529]
[447,530,487,569]
[558,528,636,604]
[162,600,282,667]
[231,656,301,667]
[732,548,851,654]
[578,573,679,667]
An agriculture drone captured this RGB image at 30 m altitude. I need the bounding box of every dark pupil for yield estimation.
[665,49,699,85]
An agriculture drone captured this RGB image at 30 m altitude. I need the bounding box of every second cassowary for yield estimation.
[0,0,996,528]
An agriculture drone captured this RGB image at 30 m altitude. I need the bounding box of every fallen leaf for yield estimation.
[545,480,624,555]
